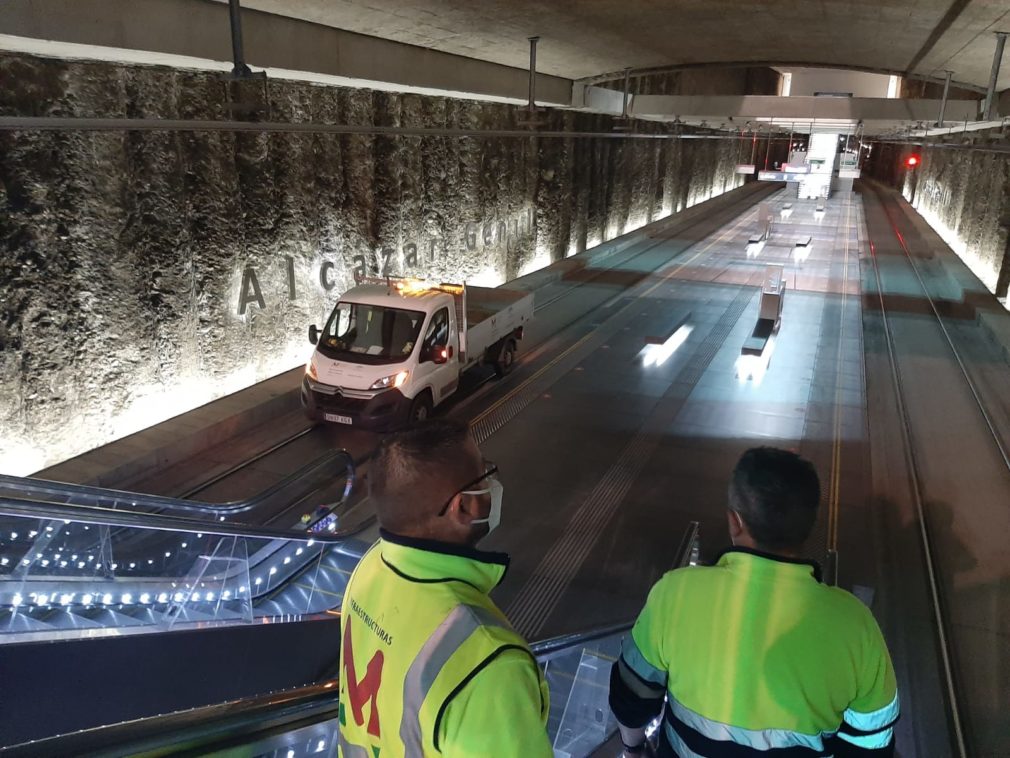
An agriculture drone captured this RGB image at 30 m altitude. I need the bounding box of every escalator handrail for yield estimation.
[0,495,369,544]
[0,449,354,517]
[529,617,635,660]
[0,617,632,757]
[0,615,652,756]
[0,680,343,757]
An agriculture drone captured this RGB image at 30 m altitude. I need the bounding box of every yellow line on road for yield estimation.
[828,194,853,552]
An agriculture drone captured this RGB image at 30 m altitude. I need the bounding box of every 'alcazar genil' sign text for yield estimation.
[236,208,534,315]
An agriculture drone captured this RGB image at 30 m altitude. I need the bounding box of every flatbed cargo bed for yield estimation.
[465,286,531,326]
[462,285,533,364]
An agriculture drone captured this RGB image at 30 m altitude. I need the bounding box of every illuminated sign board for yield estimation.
[757,171,794,182]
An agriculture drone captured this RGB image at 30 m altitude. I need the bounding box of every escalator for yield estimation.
[0,456,372,744]
[0,451,361,637]
[0,619,633,758]
[0,524,700,757]
[0,457,699,755]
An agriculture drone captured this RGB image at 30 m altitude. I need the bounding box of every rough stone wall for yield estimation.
[900,78,981,102]
[866,139,1010,297]
[0,53,766,474]
[598,66,781,97]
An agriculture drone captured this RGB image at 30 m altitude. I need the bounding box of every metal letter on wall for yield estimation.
[351,255,366,283]
[404,243,418,269]
[380,248,395,276]
[507,219,519,253]
[285,255,297,300]
[238,266,266,315]
[319,261,337,291]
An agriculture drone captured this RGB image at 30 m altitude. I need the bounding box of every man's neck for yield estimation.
[733,538,803,560]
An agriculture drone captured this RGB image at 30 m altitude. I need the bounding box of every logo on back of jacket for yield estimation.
[341,597,394,753]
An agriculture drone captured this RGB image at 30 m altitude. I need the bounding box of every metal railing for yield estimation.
[0,496,365,544]
[0,448,355,518]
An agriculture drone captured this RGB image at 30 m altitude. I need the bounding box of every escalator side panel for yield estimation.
[0,615,341,746]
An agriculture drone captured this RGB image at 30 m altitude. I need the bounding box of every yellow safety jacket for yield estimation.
[610,548,899,756]
[337,530,551,757]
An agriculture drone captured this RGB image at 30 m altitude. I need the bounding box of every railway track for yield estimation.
[859,180,1009,757]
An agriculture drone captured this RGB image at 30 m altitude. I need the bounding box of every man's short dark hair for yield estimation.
[369,418,476,533]
[728,447,820,551]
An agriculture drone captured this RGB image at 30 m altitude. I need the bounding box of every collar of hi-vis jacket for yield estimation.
[712,546,824,583]
[378,529,510,594]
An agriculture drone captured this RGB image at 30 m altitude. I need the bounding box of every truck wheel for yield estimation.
[494,339,517,378]
[408,392,433,424]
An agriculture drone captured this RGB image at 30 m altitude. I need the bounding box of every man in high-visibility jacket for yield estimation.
[609,447,899,757]
[338,418,552,757]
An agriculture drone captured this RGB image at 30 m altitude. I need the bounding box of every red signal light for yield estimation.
[906,155,920,168]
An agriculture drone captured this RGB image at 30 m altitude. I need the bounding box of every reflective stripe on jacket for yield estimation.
[610,547,899,756]
[338,530,552,757]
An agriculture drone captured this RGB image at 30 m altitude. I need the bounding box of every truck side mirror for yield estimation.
[308,325,319,345]
[431,345,451,364]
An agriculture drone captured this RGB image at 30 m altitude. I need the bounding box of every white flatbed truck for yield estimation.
[302,277,533,429]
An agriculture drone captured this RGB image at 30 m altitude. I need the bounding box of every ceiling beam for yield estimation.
[0,0,574,106]
[580,60,986,94]
[904,0,974,75]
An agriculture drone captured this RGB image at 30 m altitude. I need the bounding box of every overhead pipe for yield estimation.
[0,115,803,141]
[621,67,631,119]
[227,0,253,79]
[983,32,1007,121]
[526,36,540,114]
[936,70,953,127]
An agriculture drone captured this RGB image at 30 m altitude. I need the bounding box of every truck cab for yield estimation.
[302,278,532,429]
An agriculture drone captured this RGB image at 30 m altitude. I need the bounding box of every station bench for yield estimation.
[746,232,767,257]
[742,317,776,356]
[644,311,692,345]
[793,235,813,262]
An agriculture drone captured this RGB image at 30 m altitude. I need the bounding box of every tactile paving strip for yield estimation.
[509,281,759,638]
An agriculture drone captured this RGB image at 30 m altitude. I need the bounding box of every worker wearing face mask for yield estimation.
[337,418,552,758]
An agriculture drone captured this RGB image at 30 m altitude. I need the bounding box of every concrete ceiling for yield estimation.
[221,0,1010,92]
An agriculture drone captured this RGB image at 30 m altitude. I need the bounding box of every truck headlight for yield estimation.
[305,359,318,381]
[370,371,409,390]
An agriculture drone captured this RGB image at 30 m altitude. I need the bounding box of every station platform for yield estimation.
[4,179,1010,755]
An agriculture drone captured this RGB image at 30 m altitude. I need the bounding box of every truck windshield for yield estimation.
[318,301,425,365]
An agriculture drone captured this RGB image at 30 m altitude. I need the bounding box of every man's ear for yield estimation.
[445,492,478,524]
[727,510,745,544]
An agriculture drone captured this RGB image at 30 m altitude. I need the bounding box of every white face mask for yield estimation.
[466,478,504,535]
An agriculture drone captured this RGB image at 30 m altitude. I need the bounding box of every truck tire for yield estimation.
[493,339,517,378]
[408,392,433,424]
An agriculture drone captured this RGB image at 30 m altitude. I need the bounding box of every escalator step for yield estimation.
[35,609,103,630]
[0,610,56,632]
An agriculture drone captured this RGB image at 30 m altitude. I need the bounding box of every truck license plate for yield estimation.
[324,413,353,425]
